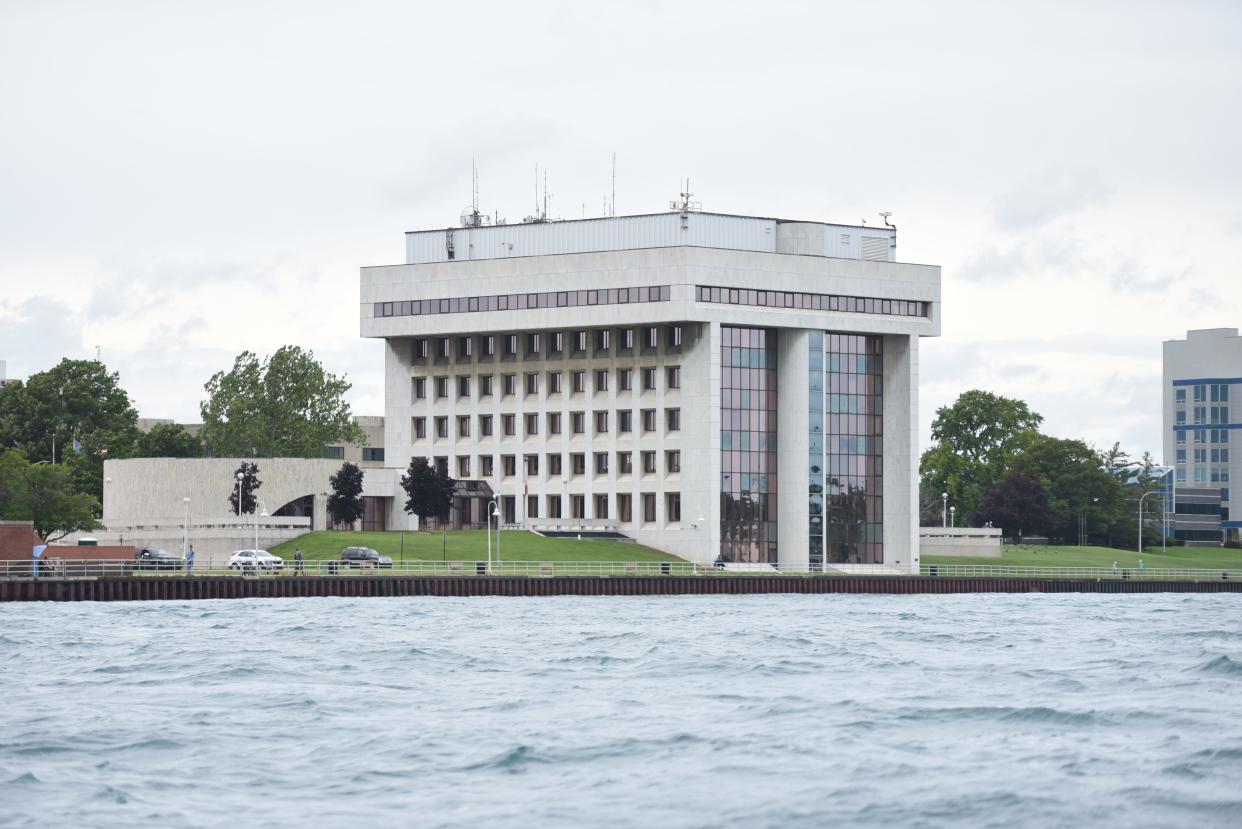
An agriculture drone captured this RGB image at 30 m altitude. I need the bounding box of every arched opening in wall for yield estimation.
[274,495,314,525]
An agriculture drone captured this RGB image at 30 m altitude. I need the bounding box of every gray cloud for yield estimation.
[991,169,1111,232]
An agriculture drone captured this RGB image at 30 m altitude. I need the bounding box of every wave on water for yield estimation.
[1190,655,1242,676]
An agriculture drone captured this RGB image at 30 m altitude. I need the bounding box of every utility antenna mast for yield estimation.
[611,152,616,217]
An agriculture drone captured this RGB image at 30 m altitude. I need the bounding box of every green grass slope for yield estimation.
[924,543,1242,570]
[268,530,682,563]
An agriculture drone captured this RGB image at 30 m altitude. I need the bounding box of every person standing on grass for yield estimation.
[186,544,196,577]
[1138,559,1145,574]
[294,547,305,575]
[1112,560,1119,576]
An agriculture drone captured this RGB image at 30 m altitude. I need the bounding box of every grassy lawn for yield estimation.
[924,543,1242,571]
[268,530,682,563]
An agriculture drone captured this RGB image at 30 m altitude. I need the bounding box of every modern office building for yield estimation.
[1163,328,1241,545]
[361,207,941,567]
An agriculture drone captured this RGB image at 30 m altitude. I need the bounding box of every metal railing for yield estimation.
[2,558,1238,582]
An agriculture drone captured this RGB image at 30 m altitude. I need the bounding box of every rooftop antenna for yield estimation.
[611,152,616,217]
[670,179,700,213]
[880,211,896,230]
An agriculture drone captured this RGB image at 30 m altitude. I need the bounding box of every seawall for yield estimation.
[2,574,1241,602]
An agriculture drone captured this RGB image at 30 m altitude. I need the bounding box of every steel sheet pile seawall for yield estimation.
[3,576,1241,602]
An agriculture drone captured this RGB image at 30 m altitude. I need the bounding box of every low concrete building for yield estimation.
[918,527,1003,558]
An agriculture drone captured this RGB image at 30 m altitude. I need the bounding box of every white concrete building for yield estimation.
[1163,328,1241,544]
[361,209,941,568]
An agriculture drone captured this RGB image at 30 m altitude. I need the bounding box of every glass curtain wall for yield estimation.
[823,334,883,563]
[720,327,778,563]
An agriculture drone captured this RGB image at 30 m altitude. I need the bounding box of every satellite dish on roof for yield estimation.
[460,206,481,227]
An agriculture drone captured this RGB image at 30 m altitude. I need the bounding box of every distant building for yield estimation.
[1163,328,1240,545]
[0,360,18,389]
[362,207,942,566]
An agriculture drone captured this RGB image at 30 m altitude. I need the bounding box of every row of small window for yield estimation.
[1175,406,1231,425]
[524,492,681,524]
[1175,429,1233,445]
[324,447,385,462]
[1175,384,1232,404]
[430,450,682,479]
[414,326,684,362]
[414,409,682,439]
[697,285,928,317]
[1177,449,1231,464]
[413,367,681,400]
[376,285,672,319]
[1176,467,1232,483]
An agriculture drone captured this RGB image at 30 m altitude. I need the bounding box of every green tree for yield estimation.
[0,450,101,542]
[199,346,364,458]
[327,461,365,527]
[919,390,1044,520]
[227,462,262,515]
[0,359,140,500]
[1010,434,1125,544]
[401,458,454,527]
[972,471,1058,539]
[135,423,203,458]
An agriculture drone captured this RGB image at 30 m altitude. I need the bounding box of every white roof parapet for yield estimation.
[404,212,897,266]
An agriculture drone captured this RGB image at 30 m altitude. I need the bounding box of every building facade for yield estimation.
[362,210,941,567]
[1163,328,1241,545]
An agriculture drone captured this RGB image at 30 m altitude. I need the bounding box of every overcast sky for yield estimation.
[2,0,1239,462]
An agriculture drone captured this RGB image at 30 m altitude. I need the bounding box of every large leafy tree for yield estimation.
[135,423,203,458]
[199,346,365,458]
[1010,434,1125,544]
[0,450,101,542]
[972,471,1058,539]
[0,359,141,500]
[227,462,262,515]
[401,457,455,527]
[327,462,365,527]
[919,390,1044,521]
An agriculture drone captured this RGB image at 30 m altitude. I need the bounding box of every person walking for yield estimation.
[294,547,305,575]
[1111,560,1119,577]
[1138,559,1145,575]
[186,544,196,577]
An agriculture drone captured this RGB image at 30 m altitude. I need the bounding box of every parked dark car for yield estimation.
[135,547,184,571]
[339,547,393,569]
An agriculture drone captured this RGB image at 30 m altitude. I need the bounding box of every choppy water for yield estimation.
[2,595,1241,827]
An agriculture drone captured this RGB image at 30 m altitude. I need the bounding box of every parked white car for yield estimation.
[228,549,284,572]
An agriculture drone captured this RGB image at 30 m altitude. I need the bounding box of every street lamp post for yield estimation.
[941,492,948,528]
[236,471,244,519]
[486,498,498,574]
[1138,490,1160,554]
[182,497,191,557]
[254,499,268,550]
[950,506,956,528]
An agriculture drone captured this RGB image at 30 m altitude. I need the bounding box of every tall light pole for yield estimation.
[254,499,268,550]
[941,492,948,528]
[486,497,498,574]
[236,471,244,518]
[182,497,191,557]
[1138,490,1160,554]
[950,506,956,528]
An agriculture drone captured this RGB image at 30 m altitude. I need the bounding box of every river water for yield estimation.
[2,594,1241,827]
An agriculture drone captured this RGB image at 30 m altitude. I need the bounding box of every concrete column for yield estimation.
[777,329,811,570]
[882,334,919,568]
